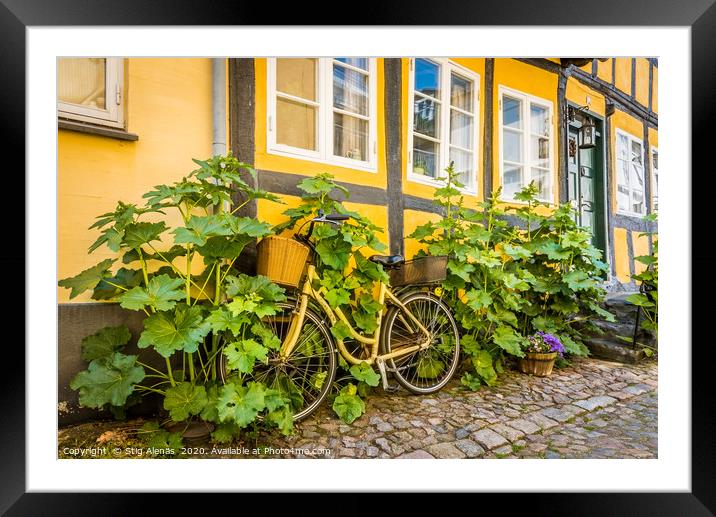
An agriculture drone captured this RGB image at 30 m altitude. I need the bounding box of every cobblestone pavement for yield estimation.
[273,357,658,459]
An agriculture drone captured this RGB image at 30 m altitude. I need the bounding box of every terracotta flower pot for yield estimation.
[165,421,215,445]
[518,351,558,377]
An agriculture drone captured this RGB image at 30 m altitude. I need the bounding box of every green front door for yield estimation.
[568,121,606,261]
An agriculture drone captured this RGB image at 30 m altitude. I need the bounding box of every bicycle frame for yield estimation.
[279,264,433,366]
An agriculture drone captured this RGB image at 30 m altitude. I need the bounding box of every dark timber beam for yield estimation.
[384,58,404,256]
[483,58,494,198]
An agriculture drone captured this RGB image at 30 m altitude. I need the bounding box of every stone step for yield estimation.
[585,337,647,364]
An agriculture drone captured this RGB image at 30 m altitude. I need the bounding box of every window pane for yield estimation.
[413,136,439,178]
[652,150,658,170]
[414,95,440,138]
[449,147,473,186]
[415,59,440,98]
[276,97,317,150]
[631,140,643,165]
[503,165,522,199]
[617,134,629,160]
[450,73,472,112]
[334,113,368,161]
[58,58,106,109]
[530,135,550,168]
[276,58,316,101]
[531,167,550,200]
[617,186,630,212]
[632,190,644,214]
[530,104,549,136]
[503,129,522,163]
[617,159,630,188]
[333,64,368,116]
[335,58,368,70]
[450,110,473,149]
[630,163,644,190]
[503,96,521,129]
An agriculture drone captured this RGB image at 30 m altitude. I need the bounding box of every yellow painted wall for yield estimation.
[566,78,606,117]
[493,59,560,207]
[613,227,631,283]
[635,58,650,108]
[58,58,213,303]
[614,58,632,95]
[597,58,613,84]
[632,229,650,274]
[253,58,387,190]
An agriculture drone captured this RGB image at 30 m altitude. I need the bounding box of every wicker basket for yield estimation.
[256,236,310,288]
[518,352,557,377]
[389,255,448,287]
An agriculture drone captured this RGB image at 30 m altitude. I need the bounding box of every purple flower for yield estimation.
[530,332,565,357]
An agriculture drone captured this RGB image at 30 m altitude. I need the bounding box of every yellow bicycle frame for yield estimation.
[279,264,433,365]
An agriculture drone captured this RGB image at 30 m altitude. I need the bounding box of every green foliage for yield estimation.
[80,325,132,361]
[332,383,366,424]
[69,352,145,408]
[61,154,293,439]
[408,163,612,390]
[140,421,184,455]
[349,362,381,387]
[163,382,208,422]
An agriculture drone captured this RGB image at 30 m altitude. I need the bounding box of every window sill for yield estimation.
[58,119,138,141]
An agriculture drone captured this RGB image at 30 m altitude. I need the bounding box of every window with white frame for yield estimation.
[499,87,553,202]
[408,58,479,192]
[616,129,646,216]
[651,147,658,212]
[267,58,377,170]
[57,58,124,128]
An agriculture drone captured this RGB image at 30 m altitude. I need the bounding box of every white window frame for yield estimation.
[407,58,480,195]
[615,128,647,217]
[651,145,658,212]
[266,58,378,173]
[497,85,555,204]
[57,57,125,129]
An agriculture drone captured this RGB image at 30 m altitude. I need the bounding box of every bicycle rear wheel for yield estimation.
[218,301,337,422]
[381,291,460,394]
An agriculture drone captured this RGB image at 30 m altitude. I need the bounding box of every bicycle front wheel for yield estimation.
[381,291,460,394]
[218,301,337,422]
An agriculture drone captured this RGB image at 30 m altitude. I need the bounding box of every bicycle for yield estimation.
[218,211,461,421]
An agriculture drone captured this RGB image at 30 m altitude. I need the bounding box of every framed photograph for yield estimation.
[6,0,709,513]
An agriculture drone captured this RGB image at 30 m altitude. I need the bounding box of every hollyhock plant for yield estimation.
[525,332,566,358]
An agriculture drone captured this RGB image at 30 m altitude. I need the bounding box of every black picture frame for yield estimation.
[5,1,708,514]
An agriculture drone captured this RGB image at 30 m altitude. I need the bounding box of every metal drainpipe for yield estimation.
[212,58,227,157]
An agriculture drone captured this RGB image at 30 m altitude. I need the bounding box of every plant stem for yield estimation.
[137,362,167,376]
[188,353,196,382]
[137,248,150,287]
[165,358,176,387]
[135,385,166,396]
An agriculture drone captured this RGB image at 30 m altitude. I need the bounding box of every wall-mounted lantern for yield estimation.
[579,117,596,149]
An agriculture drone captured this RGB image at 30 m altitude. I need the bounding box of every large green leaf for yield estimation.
[315,237,352,270]
[119,274,185,312]
[92,267,144,300]
[123,222,168,249]
[266,406,293,435]
[563,270,596,291]
[325,287,351,308]
[492,326,526,357]
[70,352,145,408]
[448,260,475,282]
[58,259,115,299]
[466,289,492,311]
[217,382,266,427]
[222,339,268,374]
[297,174,349,196]
[173,215,232,246]
[332,384,365,424]
[163,382,208,422]
[205,306,250,336]
[81,325,132,361]
[349,362,381,387]
[225,274,286,317]
[137,304,210,358]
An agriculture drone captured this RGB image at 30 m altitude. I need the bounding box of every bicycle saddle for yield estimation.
[368,254,405,267]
